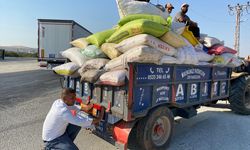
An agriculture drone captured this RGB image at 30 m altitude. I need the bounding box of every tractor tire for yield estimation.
[136,106,174,150]
[229,75,250,115]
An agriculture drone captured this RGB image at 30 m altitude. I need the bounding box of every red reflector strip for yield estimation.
[93,104,101,110]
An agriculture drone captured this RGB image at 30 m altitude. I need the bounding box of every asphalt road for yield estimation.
[0,58,250,150]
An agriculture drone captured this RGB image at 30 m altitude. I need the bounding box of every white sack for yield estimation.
[99,69,127,86]
[196,51,215,62]
[177,46,199,65]
[115,34,177,56]
[79,58,109,73]
[61,47,88,66]
[203,36,224,48]
[53,62,79,76]
[171,22,186,35]
[105,45,163,70]
[159,55,179,64]
[116,0,169,19]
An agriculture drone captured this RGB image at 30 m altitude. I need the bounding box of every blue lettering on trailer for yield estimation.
[212,82,219,97]
[201,82,211,100]
[175,84,186,103]
[220,81,228,95]
[214,67,230,79]
[136,64,173,84]
[189,83,199,102]
[176,66,211,81]
[133,87,152,113]
[154,85,171,104]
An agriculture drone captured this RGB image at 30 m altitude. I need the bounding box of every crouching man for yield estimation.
[42,88,104,150]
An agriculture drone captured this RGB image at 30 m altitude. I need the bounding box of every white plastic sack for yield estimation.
[61,47,89,66]
[104,55,127,71]
[125,45,164,63]
[159,55,179,64]
[177,46,199,65]
[78,58,109,73]
[105,45,163,70]
[116,0,169,19]
[197,62,211,66]
[115,0,133,18]
[203,36,224,48]
[196,51,214,62]
[115,34,177,56]
[171,22,186,35]
[99,69,127,86]
[53,62,79,76]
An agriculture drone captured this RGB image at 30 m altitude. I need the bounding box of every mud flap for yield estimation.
[113,121,136,150]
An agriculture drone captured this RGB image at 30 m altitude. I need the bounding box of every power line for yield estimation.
[189,8,234,24]
[228,2,250,57]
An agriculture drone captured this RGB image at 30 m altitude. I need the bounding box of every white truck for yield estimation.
[37,19,92,68]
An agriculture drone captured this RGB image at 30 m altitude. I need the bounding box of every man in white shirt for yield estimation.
[42,88,104,150]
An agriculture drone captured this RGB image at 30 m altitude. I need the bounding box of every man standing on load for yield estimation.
[42,88,104,150]
[174,3,201,40]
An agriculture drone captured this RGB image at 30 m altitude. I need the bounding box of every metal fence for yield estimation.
[0,49,5,60]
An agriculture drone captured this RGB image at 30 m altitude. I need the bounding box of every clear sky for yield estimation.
[0,0,249,57]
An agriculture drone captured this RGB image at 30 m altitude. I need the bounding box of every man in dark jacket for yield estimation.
[174,3,200,39]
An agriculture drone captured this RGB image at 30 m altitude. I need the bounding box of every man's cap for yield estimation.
[165,3,174,9]
[181,3,189,8]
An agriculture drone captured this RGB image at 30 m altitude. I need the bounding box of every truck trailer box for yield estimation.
[37,19,92,66]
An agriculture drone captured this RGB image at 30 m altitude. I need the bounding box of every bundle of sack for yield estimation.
[53,0,243,86]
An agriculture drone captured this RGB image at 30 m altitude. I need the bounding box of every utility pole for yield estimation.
[228,2,250,57]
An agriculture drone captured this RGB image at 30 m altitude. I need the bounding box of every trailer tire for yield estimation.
[229,75,250,115]
[136,106,174,150]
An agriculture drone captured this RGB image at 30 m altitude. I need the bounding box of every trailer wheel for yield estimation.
[229,75,250,115]
[136,106,174,150]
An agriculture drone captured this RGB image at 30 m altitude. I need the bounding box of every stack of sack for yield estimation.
[53,0,242,86]
[200,35,242,67]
